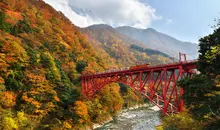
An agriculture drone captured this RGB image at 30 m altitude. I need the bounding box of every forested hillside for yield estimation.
[0,0,144,129]
[81,24,174,66]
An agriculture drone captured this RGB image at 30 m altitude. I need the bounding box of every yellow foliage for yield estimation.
[17,111,28,127]
[2,117,18,130]
[204,93,215,97]
[156,125,163,130]
[0,109,33,130]
[63,121,72,129]
[203,114,210,119]
[17,112,27,122]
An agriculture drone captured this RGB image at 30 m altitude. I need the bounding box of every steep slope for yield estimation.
[0,0,127,129]
[81,24,174,66]
[116,26,198,59]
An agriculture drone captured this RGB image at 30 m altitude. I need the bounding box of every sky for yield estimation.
[43,0,220,43]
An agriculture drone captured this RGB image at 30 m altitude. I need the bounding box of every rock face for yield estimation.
[116,26,198,59]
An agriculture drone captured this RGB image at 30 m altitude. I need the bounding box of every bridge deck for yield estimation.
[81,60,198,115]
[82,60,197,78]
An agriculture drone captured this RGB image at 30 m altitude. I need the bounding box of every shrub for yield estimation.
[161,112,202,130]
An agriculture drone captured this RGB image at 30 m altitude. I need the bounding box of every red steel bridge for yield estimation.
[81,54,197,115]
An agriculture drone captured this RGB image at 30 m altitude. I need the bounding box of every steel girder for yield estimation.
[81,61,197,115]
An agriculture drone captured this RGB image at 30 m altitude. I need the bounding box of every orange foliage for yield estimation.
[0,91,16,108]
[25,72,46,85]
[0,62,9,73]
[4,56,16,63]
[0,76,5,84]
[74,101,89,123]
[21,92,35,103]
[21,91,56,115]
[5,9,23,25]
[53,95,60,102]
[21,92,41,109]
[14,0,28,11]
[31,100,41,109]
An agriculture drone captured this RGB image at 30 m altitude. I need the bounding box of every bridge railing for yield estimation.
[147,59,197,69]
[92,60,198,75]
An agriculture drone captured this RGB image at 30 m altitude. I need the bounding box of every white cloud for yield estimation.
[167,19,173,23]
[43,0,161,29]
[165,19,173,25]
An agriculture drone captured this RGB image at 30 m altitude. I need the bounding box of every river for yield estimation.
[94,105,161,130]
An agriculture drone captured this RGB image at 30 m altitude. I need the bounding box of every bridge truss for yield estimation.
[81,60,197,115]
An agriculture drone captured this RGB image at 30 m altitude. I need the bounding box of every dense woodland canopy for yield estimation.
[0,0,146,129]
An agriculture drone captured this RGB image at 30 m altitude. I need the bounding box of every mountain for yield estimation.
[80,24,174,66]
[116,26,198,59]
[0,0,130,129]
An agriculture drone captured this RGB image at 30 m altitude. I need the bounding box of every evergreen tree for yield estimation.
[178,21,220,129]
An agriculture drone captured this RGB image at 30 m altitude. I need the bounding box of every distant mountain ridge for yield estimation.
[80,24,175,66]
[116,26,198,59]
[84,24,146,47]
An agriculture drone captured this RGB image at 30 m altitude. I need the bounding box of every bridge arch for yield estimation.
[81,61,197,115]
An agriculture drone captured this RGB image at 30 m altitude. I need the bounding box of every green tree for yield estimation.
[76,60,88,73]
[177,22,220,129]
[178,75,216,118]
[198,26,220,76]
[40,52,60,82]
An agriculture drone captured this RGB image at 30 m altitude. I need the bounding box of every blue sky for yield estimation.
[145,0,220,43]
[44,0,220,43]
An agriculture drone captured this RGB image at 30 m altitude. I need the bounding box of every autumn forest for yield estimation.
[0,0,220,130]
[0,0,150,129]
